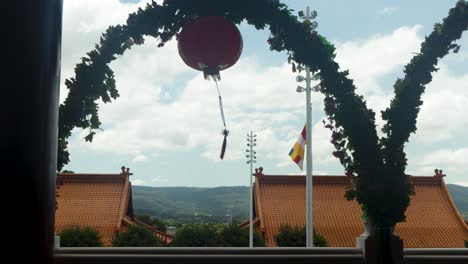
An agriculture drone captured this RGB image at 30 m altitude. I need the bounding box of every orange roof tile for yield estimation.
[55,167,174,246]
[252,170,468,248]
[55,167,133,246]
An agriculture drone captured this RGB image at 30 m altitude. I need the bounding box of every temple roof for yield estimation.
[252,168,468,248]
[55,166,172,246]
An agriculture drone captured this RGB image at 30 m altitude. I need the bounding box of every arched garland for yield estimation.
[58,0,468,227]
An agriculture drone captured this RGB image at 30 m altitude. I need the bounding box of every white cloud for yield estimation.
[65,15,426,169]
[407,148,468,175]
[380,7,398,15]
[132,154,149,163]
[152,176,169,183]
[334,25,423,137]
[62,1,466,181]
[60,0,153,103]
[454,181,468,187]
[71,58,314,161]
[412,65,468,143]
[335,25,422,95]
[420,148,468,168]
[446,50,468,62]
[336,25,468,147]
[269,25,431,173]
[131,178,145,185]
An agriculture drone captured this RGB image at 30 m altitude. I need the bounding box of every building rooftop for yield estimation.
[250,168,468,248]
[55,166,172,246]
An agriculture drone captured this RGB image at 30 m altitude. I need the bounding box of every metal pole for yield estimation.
[246,132,257,248]
[249,132,254,248]
[296,7,318,250]
[305,65,314,248]
[296,6,318,248]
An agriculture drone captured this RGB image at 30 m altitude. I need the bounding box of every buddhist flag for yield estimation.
[289,124,306,170]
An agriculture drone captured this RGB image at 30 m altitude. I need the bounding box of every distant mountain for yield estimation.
[132,184,468,223]
[132,186,250,223]
[446,184,468,218]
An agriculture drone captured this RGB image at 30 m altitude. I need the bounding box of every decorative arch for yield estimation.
[58,0,468,227]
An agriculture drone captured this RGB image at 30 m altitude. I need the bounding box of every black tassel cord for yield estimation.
[214,79,229,160]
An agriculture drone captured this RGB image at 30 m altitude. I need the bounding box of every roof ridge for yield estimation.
[257,174,444,186]
[56,173,127,184]
[439,177,468,232]
[133,218,174,243]
[239,218,260,229]
[58,166,134,181]
[115,172,131,231]
[134,218,153,229]
[58,173,121,176]
[255,177,265,232]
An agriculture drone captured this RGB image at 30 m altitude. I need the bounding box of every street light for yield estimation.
[246,131,257,248]
[296,6,319,248]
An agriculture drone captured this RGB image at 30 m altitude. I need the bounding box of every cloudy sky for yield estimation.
[61,0,468,187]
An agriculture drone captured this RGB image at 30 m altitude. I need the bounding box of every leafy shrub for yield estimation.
[112,225,161,247]
[220,224,265,247]
[170,224,222,247]
[58,226,103,247]
[274,224,328,247]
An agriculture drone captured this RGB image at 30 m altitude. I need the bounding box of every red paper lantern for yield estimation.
[178,16,243,80]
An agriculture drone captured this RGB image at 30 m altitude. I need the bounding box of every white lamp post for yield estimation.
[246,131,257,248]
[296,6,319,248]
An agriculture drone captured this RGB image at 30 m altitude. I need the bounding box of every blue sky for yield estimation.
[61,0,467,187]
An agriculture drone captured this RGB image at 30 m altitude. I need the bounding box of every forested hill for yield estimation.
[132,184,468,223]
[132,186,250,223]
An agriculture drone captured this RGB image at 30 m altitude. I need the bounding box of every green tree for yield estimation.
[274,225,328,247]
[220,224,265,247]
[151,217,167,232]
[111,225,161,247]
[58,226,103,247]
[170,224,222,247]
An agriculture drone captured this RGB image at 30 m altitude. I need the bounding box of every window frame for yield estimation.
[24,1,466,263]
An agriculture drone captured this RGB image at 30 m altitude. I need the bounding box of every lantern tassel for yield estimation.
[220,129,229,160]
[219,95,226,127]
[215,79,228,160]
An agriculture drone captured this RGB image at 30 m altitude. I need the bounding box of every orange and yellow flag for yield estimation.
[288,124,306,170]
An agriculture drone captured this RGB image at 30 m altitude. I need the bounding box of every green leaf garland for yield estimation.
[58,0,468,227]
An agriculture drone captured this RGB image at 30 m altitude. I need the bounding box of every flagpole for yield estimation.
[305,65,314,248]
[297,6,318,248]
[246,131,257,248]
